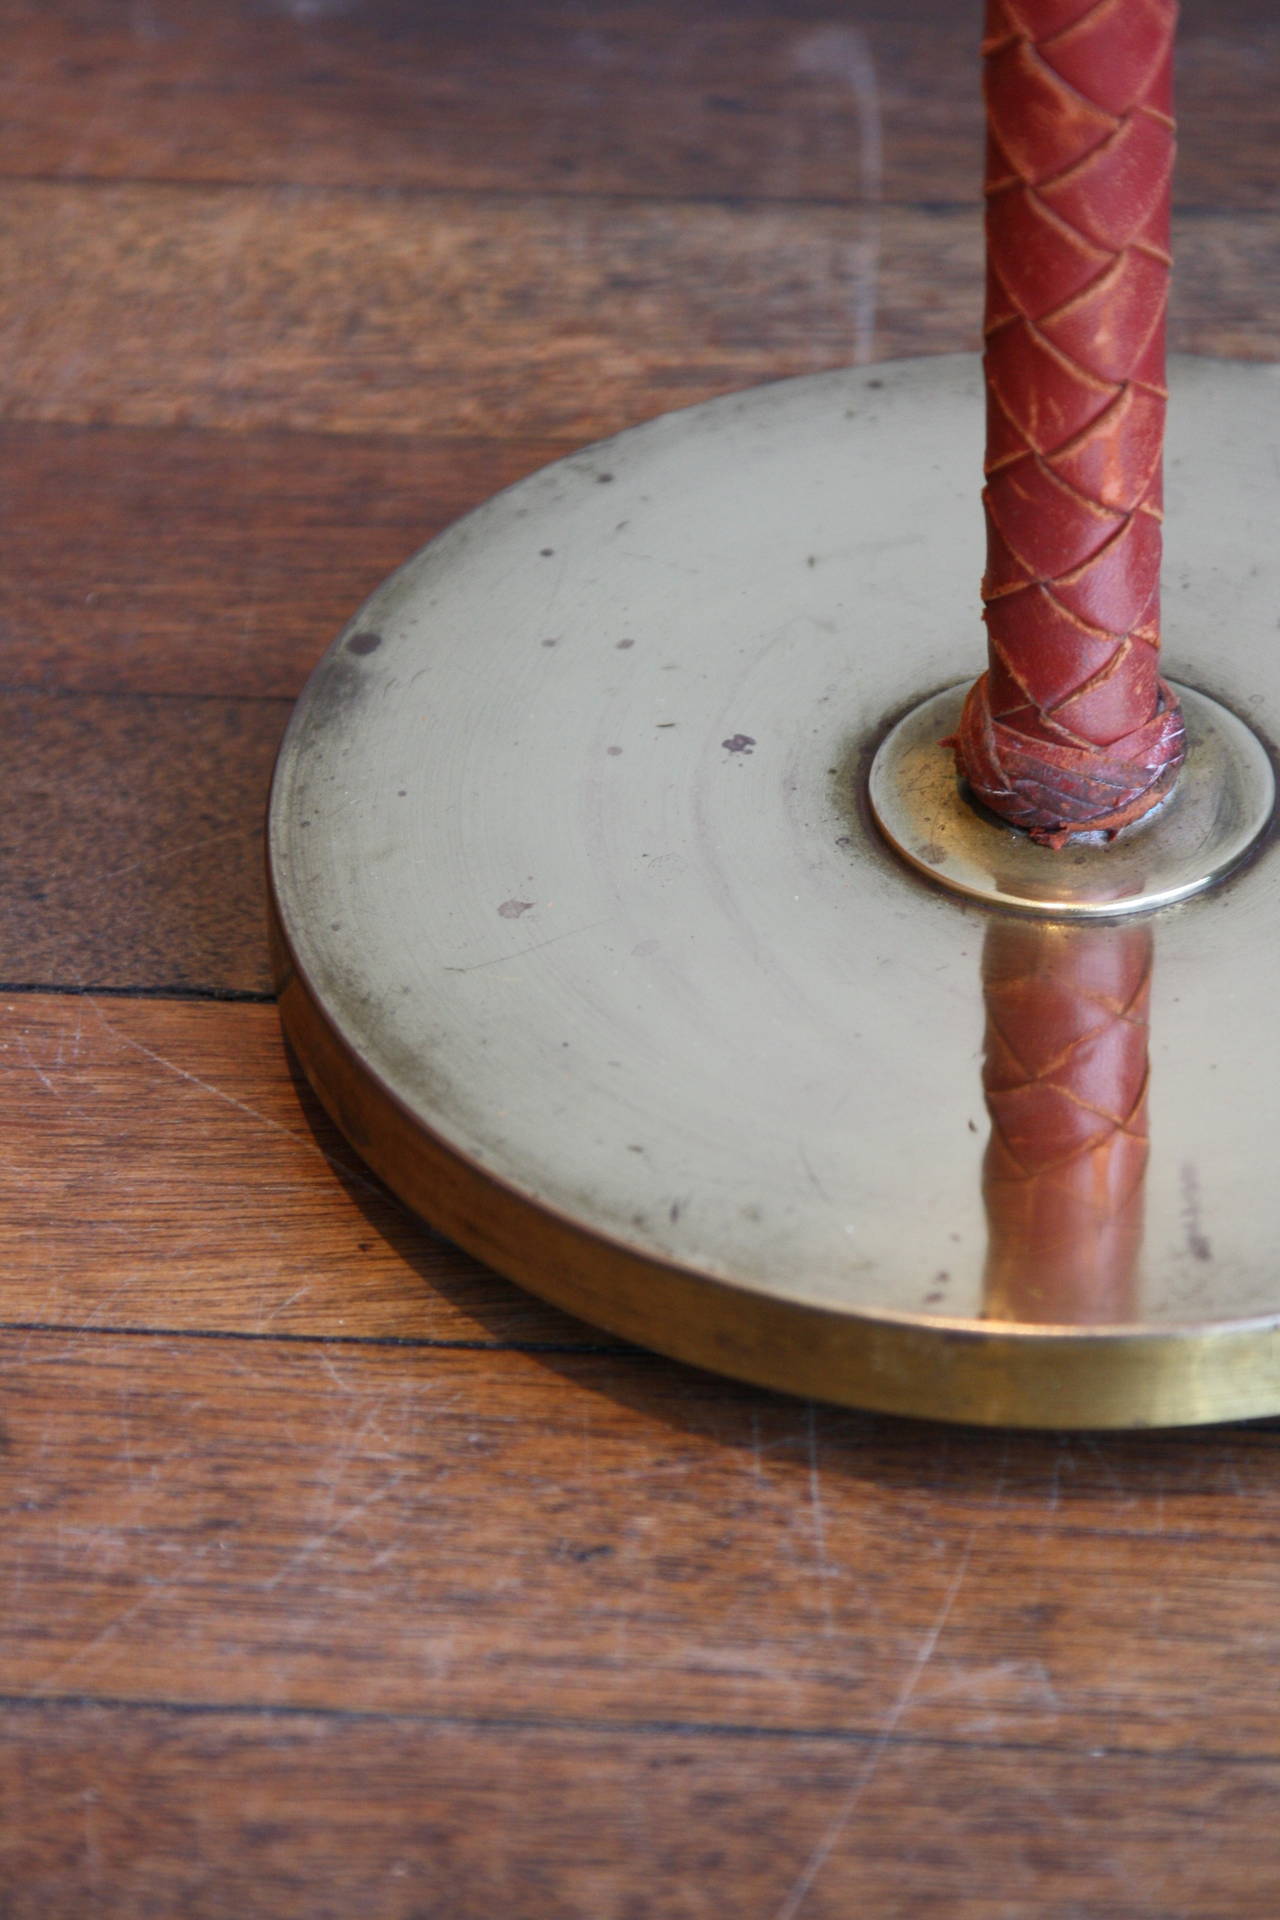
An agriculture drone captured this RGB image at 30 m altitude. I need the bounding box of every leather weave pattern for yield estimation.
[980,920,1151,1325]
[953,0,1186,846]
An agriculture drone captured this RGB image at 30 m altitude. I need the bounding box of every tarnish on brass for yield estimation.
[269,354,1280,1429]
[869,682,1274,918]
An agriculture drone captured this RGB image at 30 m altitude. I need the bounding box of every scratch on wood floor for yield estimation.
[775,1438,1008,1920]
[804,1403,836,1638]
[771,1534,975,1920]
[35,1586,177,1692]
[261,1285,314,1326]
[93,824,253,887]
[12,1030,98,1126]
[262,1470,409,1593]
[788,23,882,363]
[749,1408,767,1487]
[318,1348,357,1395]
[84,997,386,1197]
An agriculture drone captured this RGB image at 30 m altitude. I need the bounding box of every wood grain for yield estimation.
[0,0,978,206]
[0,184,961,439]
[3,1700,1278,1920]
[2,0,1276,212]
[0,691,283,992]
[3,186,1275,443]
[2,1327,1277,1753]
[0,423,568,698]
[0,993,599,1347]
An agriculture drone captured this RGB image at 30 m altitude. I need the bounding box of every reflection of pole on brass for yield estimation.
[981,918,1153,1325]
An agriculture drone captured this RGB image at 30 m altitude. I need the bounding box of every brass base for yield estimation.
[269,354,1280,1428]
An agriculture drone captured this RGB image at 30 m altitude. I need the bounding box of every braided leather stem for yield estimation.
[980,919,1151,1325]
[952,0,1186,848]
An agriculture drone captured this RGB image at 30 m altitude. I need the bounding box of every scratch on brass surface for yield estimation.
[797,1141,833,1208]
[443,918,610,974]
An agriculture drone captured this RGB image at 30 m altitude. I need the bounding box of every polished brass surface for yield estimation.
[869,682,1274,917]
[269,354,1280,1428]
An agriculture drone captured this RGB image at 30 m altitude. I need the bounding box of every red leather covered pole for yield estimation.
[952,0,1186,847]
[980,919,1151,1324]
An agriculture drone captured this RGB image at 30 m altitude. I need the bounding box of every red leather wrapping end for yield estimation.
[950,671,1185,847]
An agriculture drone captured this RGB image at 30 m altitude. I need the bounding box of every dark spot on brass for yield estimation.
[867,377,884,389]
[540,547,555,558]
[597,472,615,484]
[347,630,382,655]
[722,734,756,755]
[607,746,623,757]
[541,637,558,648]
[616,638,635,650]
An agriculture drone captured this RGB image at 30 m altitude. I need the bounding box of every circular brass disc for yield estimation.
[269,353,1280,1429]
[869,681,1274,917]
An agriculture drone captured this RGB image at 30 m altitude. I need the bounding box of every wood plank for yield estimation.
[0,423,568,699]
[4,186,1276,441]
[0,691,282,992]
[0,184,955,439]
[2,1328,1277,1752]
[0,0,978,205]
[2,1701,1277,1920]
[0,993,601,1348]
[2,0,1275,212]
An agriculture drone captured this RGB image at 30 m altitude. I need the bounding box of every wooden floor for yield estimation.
[4,2,1279,1912]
